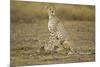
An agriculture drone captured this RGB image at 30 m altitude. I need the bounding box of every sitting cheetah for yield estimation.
[46,6,74,54]
[39,6,75,54]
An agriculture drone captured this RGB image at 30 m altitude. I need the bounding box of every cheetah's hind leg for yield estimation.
[61,40,76,55]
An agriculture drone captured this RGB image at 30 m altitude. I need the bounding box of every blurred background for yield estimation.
[11,0,95,23]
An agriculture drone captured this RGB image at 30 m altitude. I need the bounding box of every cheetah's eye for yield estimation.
[51,11,53,13]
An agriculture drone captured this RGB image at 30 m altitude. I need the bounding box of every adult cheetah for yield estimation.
[46,6,74,54]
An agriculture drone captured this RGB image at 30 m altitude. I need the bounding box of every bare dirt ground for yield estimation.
[10,20,95,66]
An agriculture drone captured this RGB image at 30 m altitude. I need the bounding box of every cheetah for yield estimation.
[46,6,74,54]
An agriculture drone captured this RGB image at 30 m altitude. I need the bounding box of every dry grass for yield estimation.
[10,1,95,66]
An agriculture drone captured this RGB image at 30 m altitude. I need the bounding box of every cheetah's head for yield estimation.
[45,6,56,16]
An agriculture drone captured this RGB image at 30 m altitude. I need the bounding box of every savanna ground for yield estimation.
[10,1,95,66]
